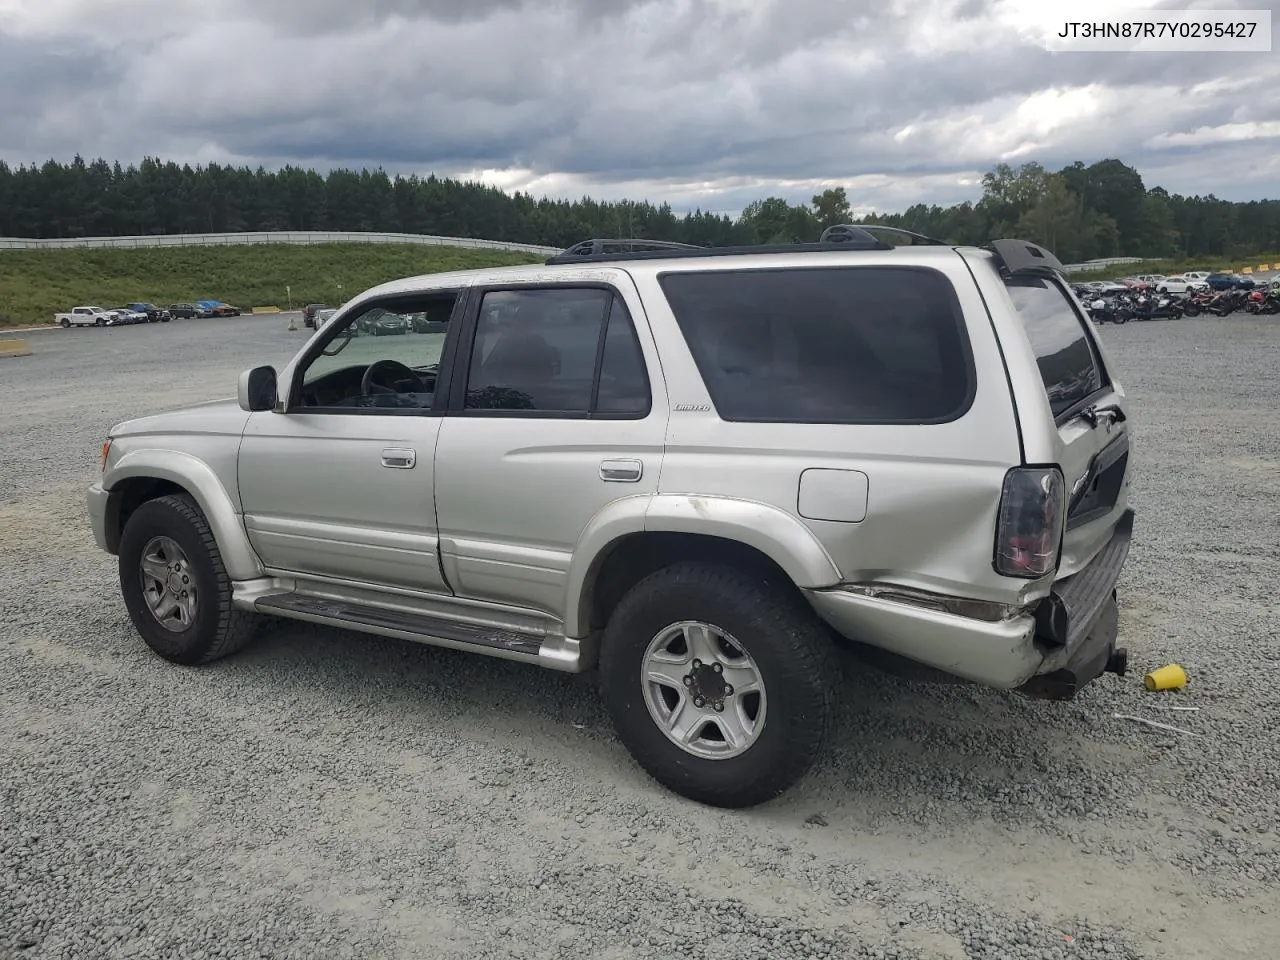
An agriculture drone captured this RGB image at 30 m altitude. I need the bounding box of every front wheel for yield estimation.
[599,562,838,808]
[118,494,259,665]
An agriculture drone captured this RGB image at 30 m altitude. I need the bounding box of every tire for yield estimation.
[599,562,839,808]
[60,317,70,328]
[1184,304,1201,317]
[95,317,104,327]
[1113,314,1128,325]
[118,494,259,666]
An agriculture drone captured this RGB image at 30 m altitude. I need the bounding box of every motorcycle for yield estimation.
[1245,291,1280,315]
[1211,290,1249,316]
[1088,297,1129,325]
[1129,293,1184,321]
[1181,290,1217,317]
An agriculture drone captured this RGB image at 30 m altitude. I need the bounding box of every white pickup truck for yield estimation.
[55,306,115,328]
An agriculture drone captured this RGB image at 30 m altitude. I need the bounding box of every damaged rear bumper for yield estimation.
[1017,508,1135,700]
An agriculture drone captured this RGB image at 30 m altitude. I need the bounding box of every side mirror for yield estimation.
[238,366,278,412]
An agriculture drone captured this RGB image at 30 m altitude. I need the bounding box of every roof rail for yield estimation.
[987,238,1066,277]
[545,232,896,265]
[818,224,887,245]
[842,224,948,246]
[546,238,705,264]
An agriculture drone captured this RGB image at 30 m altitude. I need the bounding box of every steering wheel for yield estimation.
[361,359,423,397]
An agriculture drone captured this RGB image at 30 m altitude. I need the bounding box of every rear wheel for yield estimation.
[118,494,259,665]
[59,317,70,328]
[599,562,838,808]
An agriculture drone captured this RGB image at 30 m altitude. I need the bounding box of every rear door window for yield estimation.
[657,266,975,424]
[1004,276,1107,420]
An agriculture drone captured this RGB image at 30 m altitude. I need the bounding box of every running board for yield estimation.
[252,593,585,672]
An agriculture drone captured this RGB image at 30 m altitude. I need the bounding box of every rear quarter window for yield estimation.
[657,266,975,424]
[1004,276,1107,420]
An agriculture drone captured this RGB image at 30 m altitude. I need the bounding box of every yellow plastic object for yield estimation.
[0,339,31,357]
[1144,663,1188,691]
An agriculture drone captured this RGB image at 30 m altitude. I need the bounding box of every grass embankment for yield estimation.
[1077,253,1280,280]
[0,243,544,327]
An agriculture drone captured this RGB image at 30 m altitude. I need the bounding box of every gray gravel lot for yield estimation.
[2,313,1279,960]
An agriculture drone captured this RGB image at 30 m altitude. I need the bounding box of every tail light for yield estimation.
[994,467,1065,579]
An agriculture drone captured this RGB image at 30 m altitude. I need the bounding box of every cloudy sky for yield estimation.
[0,0,1277,217]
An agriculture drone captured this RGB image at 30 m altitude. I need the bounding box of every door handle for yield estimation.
[381,447,417,469]
[600,458,642,483]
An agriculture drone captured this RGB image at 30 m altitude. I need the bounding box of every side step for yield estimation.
[253,593,584,672]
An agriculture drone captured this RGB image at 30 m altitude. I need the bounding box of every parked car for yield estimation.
[1155,275,1207,295]
[1184,271,1210,282]
[168,303,205,319]
[313,308,338,330]
[87,228,1135,809]
[196,300,242,317]
[54,305,114,327]
[303,303,329,329]
[359,308,410,336]
[1206,273,1247,291]
[127,302,172,323]
[109,307,148,325]
[1076,280,1128,296]
[1232,274,1257,290]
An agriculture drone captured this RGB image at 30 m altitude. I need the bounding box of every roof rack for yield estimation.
[544,230,895,266]
[844,224,948,246]
[546,238,706,264]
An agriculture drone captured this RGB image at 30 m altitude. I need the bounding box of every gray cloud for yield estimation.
[0,0,1277,214]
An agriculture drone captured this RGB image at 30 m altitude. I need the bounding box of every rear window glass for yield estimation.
[1004,277,1106,419]
[657,266,974,424]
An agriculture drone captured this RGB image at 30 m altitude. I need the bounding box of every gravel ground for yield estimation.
[2,313,1278,960]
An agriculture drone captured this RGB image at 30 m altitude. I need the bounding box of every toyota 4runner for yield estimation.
[88,227,1135,808]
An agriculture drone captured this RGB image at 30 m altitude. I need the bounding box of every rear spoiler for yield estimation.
[987,239,1066,279]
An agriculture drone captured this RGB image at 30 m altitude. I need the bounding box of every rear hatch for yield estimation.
[967,246,1132,578]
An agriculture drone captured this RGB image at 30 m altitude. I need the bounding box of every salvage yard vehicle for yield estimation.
[196,299,241,317]
[87,227,1135,808]
[55,305,115,327]
[303,303,329,328]
[168,303,205,319]
[109,306,149,325]
[127,302,172,323]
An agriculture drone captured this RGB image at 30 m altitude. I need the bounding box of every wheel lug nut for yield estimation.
[713,701,724,713]
[693,697,705,708]
[181,576,189,584]
[691,659,701,669]
[712,662,723,674]
[724,684,733,695]
[682,676,693,686]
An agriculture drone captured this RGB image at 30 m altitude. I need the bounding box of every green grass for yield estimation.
[1072,252,1280,279]
[0,243,544,327]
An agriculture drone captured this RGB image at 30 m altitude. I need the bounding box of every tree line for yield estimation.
[1,155,1276,262]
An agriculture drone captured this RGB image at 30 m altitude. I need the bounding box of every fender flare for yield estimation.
[104,449,263,581]
[563,494,842,637]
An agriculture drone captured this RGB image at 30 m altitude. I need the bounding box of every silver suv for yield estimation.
[87,227,1135,808]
